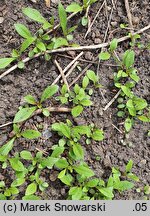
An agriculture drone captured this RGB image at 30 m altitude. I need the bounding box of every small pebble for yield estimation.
[85,51,93,60]
[42,129,52,139]
[0,17,4,24]
[94,38,102,44]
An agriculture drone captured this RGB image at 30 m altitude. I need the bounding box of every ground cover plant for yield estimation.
[0,0,149,200]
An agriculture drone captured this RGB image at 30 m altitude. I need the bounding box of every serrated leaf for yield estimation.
[13,106,37,123]
[66,3,82,12]
[0,138,15,156]
[71,105,83,117]
[24,95,36,105]
[0,58,15,69]
[21,130,41,139]
[14,23,32,38]
[53,37,68,49]
[92,129,104,141]
[99,52,111,60]
[73,144,84,160]
[58,3,67,36]
[20,151,33,160]
[73,164,94,177]
[25,182,37,195]
[9,158,25,171]
[40,85,59,103]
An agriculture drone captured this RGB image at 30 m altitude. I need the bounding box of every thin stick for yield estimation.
[84,1,105,39]
[65,61,79,79]
[112,123,123,134]
[103,89,121,111]
[0,24,149,80]
[0,122,13,129]
[54,60,70,91]
[0,107,71,128]
[124,0,133,32]
[52,52,83,85]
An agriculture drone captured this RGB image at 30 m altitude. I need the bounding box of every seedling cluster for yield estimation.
[0,1,149,200]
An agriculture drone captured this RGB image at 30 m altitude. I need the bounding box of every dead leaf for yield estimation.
[45,0,51,7]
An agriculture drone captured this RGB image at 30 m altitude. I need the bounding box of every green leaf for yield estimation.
[0,194,7,200]
[14,23,32,38]
[9,187,19,195]
[51,147,65,157]
[121,86,132,97]
[81,16,88,26]
[128,68,140,83]
[36,41,46,51]
[42,108,50,117]
[40,157,58,169]
[53,37,68,49]
[98,187,114,198]
[0,138,15,156]
[0,181,5,188]
[59,173,73,186]
[55,158,69,169]
[0,58,15,69]
[22,195,41,200]
[40,85,59,103]
[123,50,135,69]
[114,180,134,191]
[20,150,33,160]
[22,7,50,26]
[138,115,150,122]
[66,3,82,12]
[69,187,83,200]
[92,129,104,141]
[86,178,99,187]
[80,99,92,106]
[82,76,89,89]
[9,158,25,171]
[13,106,37,123]
[24,95,36,105]
[20,37,36,52]
[99,52,111,60]
[127,173,139,182]
[124,117,133,132]
[17,61,25,69]
[25,182,37,195]
[71,105,83,117]
[21,130,41,139]
[11,178,25,187]
[58,169,66,179]
[126,99,136,116]
[52,122,71,139]
[126,160,133,173]
[133,97,147,111]
[110,38,118,51]
[86,70,98,84]
[73,144,84,160]
[73,164,94,177]
[58,3,67,36]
